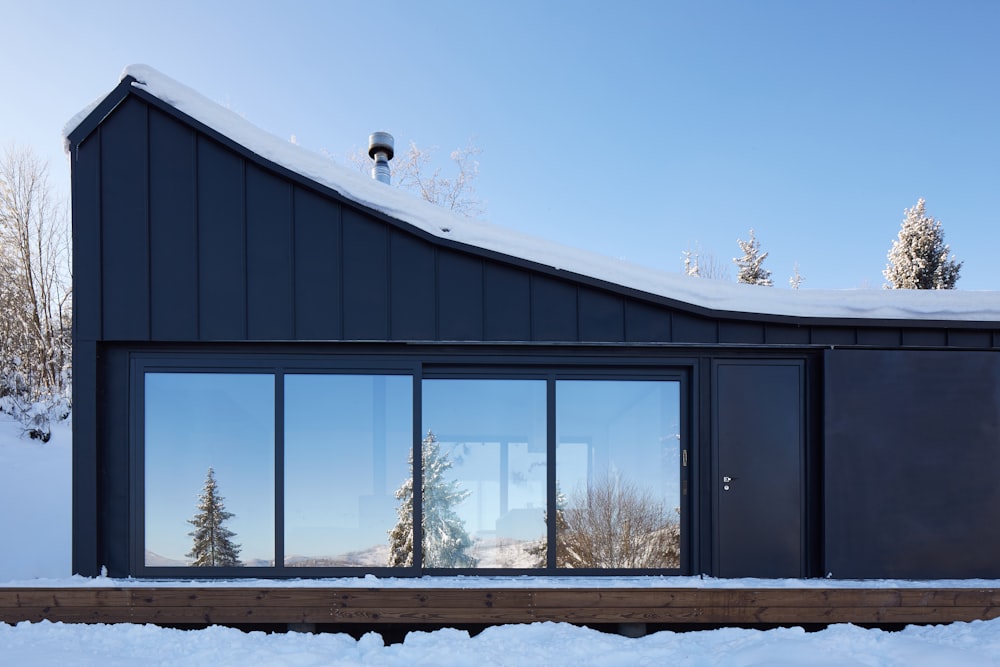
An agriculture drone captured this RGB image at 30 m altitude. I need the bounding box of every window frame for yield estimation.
[131,352,693,578]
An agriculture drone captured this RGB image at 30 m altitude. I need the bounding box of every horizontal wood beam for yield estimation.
[2,587,997,627]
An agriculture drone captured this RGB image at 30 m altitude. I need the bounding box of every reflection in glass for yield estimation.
[556,380,681,569]
[285,374,412,566]
[145,373,275,567]
[421,379,547,568]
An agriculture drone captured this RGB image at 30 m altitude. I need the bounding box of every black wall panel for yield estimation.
[72,133,102,342]
[438,251,483,341]
[101,98,149,340]
[293,188,342,340]
[71,340,98,575]
[484,263,531,341]
[811,326,856,346]
[197,138,246,340]
[624,300,671,342]
[342,209,388,339]
[673,313,717,344]
[246,165,294,340]
[824,349,1000,578]
[389,231,436,340]
[948,329,992,349]
[578,288,624,342]
[856,328,901,347]
[764,324,810,345]
[531,276,577,341]
[719,321,765,345]
[149,109,198,340]
[902,328,947,347]
[100,347,131,576]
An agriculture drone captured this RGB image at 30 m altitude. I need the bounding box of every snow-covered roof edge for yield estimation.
[63,64,1000,324]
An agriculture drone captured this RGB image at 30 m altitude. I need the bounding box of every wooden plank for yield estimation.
[2,587,997,627]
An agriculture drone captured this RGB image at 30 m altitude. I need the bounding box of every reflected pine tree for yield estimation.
[388,430,476,568]
[187,467,242,567]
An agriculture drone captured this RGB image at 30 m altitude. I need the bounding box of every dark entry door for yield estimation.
[714,361,804,577]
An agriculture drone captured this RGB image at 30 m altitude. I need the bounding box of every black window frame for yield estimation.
[130,351,694,578]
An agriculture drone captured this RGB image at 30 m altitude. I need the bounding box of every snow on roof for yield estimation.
[65,65,1000,324]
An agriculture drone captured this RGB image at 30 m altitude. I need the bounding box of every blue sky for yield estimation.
[3,0,997,289]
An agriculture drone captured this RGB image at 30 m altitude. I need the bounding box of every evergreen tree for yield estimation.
[789,262,805,289]
[883,198,962,289]
[187,467,242,567]
[734,228,773,286]
[682,249,700,277]
[388,430,476,568]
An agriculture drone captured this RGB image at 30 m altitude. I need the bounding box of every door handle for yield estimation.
[723,475,737,491]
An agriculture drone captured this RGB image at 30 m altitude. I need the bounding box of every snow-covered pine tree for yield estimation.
[187,467,242,567]
[388,430,476,568]
[734,228,773,286]
[883,198,962,289]
[789,262,805,289]
[682,249,701,277]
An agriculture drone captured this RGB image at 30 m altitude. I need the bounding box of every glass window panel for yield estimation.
[145,373,275,567]
[422,379,547,568]
[284,374,412,567]
[556,380,681,569]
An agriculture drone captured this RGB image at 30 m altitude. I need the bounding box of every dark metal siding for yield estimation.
[824,349,1000,578]
[246,164,294,340]
[673,312,717,344]
[71,128,103,575]
[101,98,149,340]
[293,188,342,339]
[149,108,198,341]
[764,324,810,345]
[578,288,624,342]
[101,347,131,576]
[531,276,577,341]
[484,263,530,341]
[719,321,765,345]
[71,93,1000,350]
[197,137,246,340]
[389,231,436,340]
[438,251,483,340]
[342,208,388,339]
[624,300,671,343]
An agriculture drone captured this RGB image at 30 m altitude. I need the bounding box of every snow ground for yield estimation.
[4,415,1000,664]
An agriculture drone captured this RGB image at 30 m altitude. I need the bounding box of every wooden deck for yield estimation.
[2,587,999,628]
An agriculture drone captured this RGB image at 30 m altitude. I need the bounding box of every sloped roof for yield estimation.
[65,65,1000,324]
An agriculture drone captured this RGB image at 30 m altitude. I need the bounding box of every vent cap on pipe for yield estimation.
[368,132,394,184]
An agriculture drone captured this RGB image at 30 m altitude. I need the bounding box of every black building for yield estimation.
[66,66,1000,580]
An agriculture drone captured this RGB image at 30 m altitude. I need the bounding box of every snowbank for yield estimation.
[3,617,1000,666]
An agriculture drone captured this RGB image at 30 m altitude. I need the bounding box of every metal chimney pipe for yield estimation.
[368,132,394,184]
